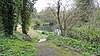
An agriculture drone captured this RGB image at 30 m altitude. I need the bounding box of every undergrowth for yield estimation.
[47,33,100,56]
[0,32,38,56]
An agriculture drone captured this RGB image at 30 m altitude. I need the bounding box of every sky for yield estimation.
[34,0,49,12]
[34,0,74,12]
[34,0,100,12]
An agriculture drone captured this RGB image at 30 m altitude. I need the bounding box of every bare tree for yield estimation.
[47,0,80,36]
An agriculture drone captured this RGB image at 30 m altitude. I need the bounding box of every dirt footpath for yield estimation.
[34,42,81,56]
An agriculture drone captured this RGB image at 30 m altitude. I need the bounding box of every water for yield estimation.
[33,23,54,32]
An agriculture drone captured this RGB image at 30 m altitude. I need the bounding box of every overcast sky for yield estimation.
[34,0,48,12]
[34,0,74,12]
[34,0,100,12]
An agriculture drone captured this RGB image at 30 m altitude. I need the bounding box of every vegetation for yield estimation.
[0,0,100,56]
[0,0,38,56]
[35,0,100,44]
[47,33,100,56]
[0,32,37,56]
[21,0,33,35]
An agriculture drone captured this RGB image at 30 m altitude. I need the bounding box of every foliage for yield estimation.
[68,25,100,44]
[21,0,36,35]
[31,37,40,43]
[0,15,3,33]
[0,33,37,56]
[0,0,37,36]
[47,33,100,55]
[75,0,94,23]
[13,0,22,31]
[0,0,15,36]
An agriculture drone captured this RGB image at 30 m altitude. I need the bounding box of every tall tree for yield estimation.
[74,0,100,43]
[14,0,22,31]
[47,0,80,36]
[21,0,29,34]
[0,0,15,36]
[75,0,94,25]
[21,0,36,35]
[0,1,3,33]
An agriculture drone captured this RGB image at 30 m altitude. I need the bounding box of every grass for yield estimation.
[47,33,100,56]
[0,32,38,56]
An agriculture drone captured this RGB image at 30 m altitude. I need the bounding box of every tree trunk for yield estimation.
[57,0,63,36]
[21,0,28,35]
